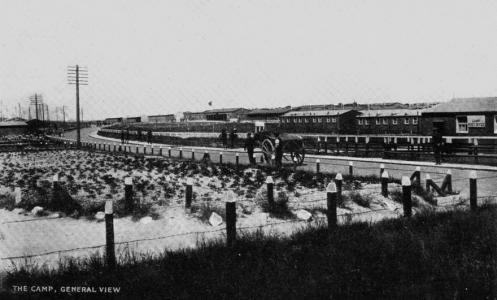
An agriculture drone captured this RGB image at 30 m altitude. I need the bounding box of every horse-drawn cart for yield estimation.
[254,131,306,165]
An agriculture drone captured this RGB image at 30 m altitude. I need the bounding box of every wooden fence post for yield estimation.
[159,147,163,156]
[324,137,328,154]
[316,159,320,174]
[335,173,343,201]
[185,178,193,209]
[381,171,389,198]
[470,171,477,211]
[235,153,239,168]
[327,182,337,231]
[105,200,116,270]
[143,146,147,155]
[168,147,171,158]
[425,174,432,192]
[335,136,340,155]
[402,176,412,217]
[136,146,139,154]
[226,198,236,247]
[348,161,353,177]
[179,147,183,159]
[191,149,195,160]
[219,152,223,164]
[266,176,274,208]
[441,169,452,194]
[124,177,134,212]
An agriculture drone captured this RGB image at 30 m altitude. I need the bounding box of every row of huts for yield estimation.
[104,97,497,136]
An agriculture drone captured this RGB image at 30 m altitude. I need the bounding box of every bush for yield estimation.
[0,193,16,210]
[261,191,294,219]
[344,191,372,208]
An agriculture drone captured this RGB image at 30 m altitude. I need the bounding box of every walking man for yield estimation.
[244,132,256,165]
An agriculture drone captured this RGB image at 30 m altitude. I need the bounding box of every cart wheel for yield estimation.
[261,139,275,165]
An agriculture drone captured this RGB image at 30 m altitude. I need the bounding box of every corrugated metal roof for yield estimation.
[205,108,248,114]
[424,97,497,113]
[282,110,351,117]
[248,107,291,115]
[0,121,28,127]
[357,109,424,117]
[148,114,175,117]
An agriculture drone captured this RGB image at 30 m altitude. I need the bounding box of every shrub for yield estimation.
[261,191,294,219]
[0,193,16,210]
[345,191,371,208]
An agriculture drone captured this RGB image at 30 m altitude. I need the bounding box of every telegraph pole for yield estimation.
[29,94,43,120]
[68,65,88,148]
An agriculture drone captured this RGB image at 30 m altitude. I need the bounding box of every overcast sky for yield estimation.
[1,0,497,120]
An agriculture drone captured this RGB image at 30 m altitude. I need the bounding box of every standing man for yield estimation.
[244,132,256,165]
[147,129,153,145]
[126,128,130,144]
[230,128,238,148]
[433,129,442,165]
[220,128,228,149]
[120,130,125,144]
[274,133,283,169]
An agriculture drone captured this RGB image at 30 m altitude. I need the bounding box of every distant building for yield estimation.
[246,107,291,122]
[126,117,142,123]
[421,97,497,136]
[0,120,28,136]
[357,109,424,135]
[148,114,176,123]
[204,108,250,121]
[183,111,207,122]
[279,110,361,134]
[104,117,123,124]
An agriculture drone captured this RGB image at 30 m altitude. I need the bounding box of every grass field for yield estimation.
[3,205,496,299]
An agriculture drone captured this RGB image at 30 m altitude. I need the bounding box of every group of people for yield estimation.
[219,128,238,149]
[121,129,153,144]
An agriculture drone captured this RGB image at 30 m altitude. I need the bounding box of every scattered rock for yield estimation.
[31,206,44,215]
[209,212,223,226]
[140,216,153,224]
[95,211,105,221]
[69,210,80,219]
[12,208,25,214]
[295,209,312,221]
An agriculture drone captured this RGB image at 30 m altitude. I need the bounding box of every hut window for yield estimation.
[392,118,398,125]
[456,116,468,133]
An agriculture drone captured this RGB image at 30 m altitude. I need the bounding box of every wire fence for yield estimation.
[2,136,497,266]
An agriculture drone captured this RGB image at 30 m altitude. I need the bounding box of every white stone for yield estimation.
[14,187,21,204]
[295,209,312,221]
[140,216,153,224]
[31,206,44,215]
[209,212,223,226]
[95,211,106,221]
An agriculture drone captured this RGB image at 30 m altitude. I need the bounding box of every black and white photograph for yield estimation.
[1,0,497,299]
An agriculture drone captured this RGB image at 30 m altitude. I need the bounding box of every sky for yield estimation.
[1,0,497,120]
